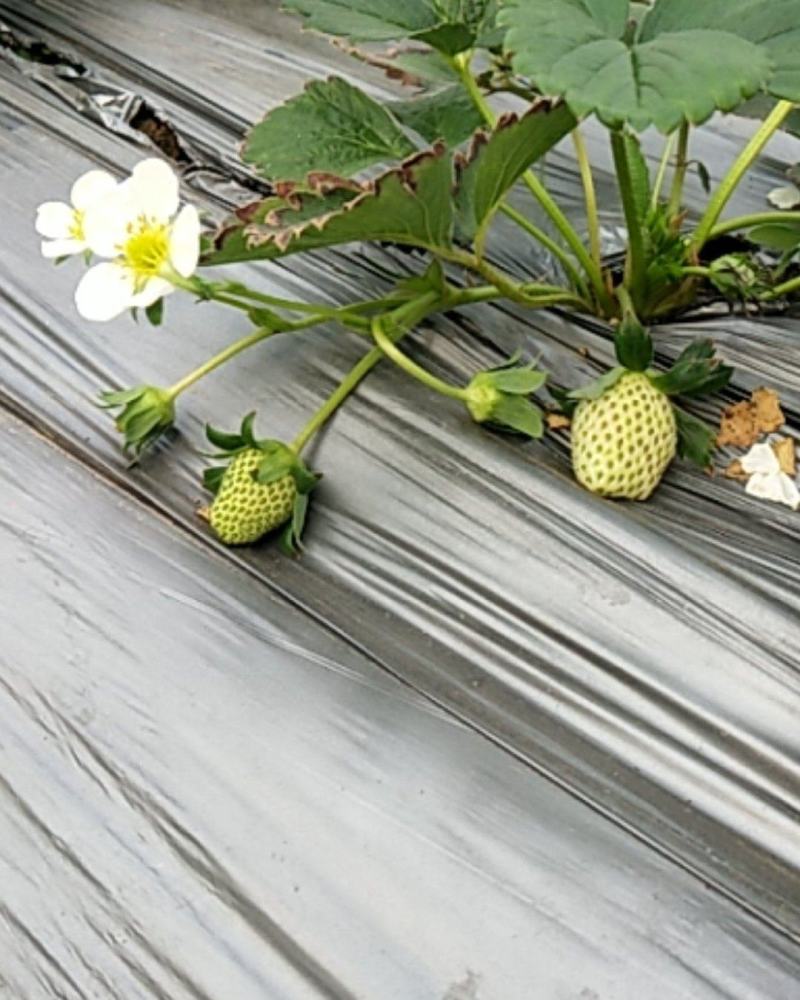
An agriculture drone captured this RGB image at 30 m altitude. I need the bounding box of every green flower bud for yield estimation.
[98,384,175,456]
[466,378,502,424]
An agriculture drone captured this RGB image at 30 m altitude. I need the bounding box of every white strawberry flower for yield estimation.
[74,159,200,322]
[35,169,118,260]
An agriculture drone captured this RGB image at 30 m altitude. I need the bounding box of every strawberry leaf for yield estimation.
[283,0,500,55]
[243,77,416,182]
[207,146,455,265]
[499,0,800,132]
[390,85,484,146]
[455,101,576,241]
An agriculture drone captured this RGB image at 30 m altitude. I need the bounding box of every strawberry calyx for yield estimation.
[466,358,548,438]
[98,384,175,457]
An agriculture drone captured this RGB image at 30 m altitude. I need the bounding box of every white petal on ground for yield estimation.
[41,237,86,259]
[75,262,138,321]
[740,441,780,476]
[125,158,180,221]
[131,276,174,309]
[168,204,200,277]
[35,201,75,239]
[70,169,118,211]
[767,185,800,211]
[745,472,800,511]
[82,187,137,257]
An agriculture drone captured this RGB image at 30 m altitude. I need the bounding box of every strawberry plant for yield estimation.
[38,0,800,546]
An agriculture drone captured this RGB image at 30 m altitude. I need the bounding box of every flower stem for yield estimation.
[667,121,690,219]
[708,211,800,240]
[572,126,602,272]
[499,202,588,293]
[763,273,800,301]
[370,315,469,402]
[290,291,444,454]
[651,132,676,211]
[451,52,611,312]
[691,101,795,253]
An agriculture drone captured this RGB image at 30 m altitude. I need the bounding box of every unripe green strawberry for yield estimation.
[571,372,677,500]
[209,448,296,545]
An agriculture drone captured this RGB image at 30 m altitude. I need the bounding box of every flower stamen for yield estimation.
[122,219,171,281]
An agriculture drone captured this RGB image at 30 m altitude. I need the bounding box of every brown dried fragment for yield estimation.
[717,388,785,448]
[724,459,748,482]
[772,437,797,477]
[546,413,571,431]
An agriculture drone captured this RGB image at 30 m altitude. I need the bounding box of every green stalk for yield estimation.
[167,313,330,399]
[499,203,588,293]
[610,130,647,307]
[651,133,676,211]
[572,127,602,272]
[691,101,795,252]
[763,273,800,301]
[708,211,800,239]
[290,291,443,454]
[667,121,690,219]
[371,315,469,402]
[451,52,610,311]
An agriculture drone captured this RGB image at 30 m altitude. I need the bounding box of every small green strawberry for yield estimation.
[203,413,319,550]
[571,372,677,500]
[564,317,733,501]
[210,448,297,545]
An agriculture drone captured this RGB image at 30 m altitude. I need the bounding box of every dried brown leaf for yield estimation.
[724,459,749,481]
[546,413,571,431]
[717,388,785,448]
[772,437,797,477]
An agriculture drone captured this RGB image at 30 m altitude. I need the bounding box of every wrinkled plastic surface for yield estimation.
[1,2,800,997]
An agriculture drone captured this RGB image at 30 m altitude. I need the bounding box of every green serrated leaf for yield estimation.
[145,297,164,327]
[568,367,626,402]
[455,101,576,241]
[614,317,653,372]
[283,0,498,55]
[674,406,717,468]
[243,77,416,182]
[499,0,800,132]
[207,146,454,265]
[391,85,484,146]
[489,395,545,438]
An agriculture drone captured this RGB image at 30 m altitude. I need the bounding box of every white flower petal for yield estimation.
[41,237,86,259]
[126,158,179,221]
[75,262,137,321]
[168,204,200,277]
[131,276,174,309]
[740,441,780,476]
[745,471,800,510]
[35,201,74,239]
[82,187,137,257]
[767,185,800,211]
[70,169,118,210]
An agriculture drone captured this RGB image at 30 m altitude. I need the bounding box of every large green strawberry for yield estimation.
[564,318,733,501]
[203,413,319,550]
[571,372,677,500]
[210,448,297,545]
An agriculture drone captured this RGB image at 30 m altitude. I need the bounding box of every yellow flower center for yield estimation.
[69,209,85,242]
[122,220,170,280]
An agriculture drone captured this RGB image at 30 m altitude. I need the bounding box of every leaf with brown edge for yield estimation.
[204,144,455,266]
[454,100,577,242]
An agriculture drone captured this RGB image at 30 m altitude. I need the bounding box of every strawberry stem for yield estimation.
[370,316,469,403]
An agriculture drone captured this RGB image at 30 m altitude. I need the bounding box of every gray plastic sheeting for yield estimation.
[1,2,800,997]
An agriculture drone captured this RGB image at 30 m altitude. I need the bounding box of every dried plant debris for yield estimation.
[772,436,797,477]
[546,412,571,431]
[717,388,785,448]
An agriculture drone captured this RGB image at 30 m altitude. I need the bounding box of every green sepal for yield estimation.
[145,298,164,327]
[394,259,447,300]
[673,406,717,469]
[488,395,545,438]
[280,493,311,557]
[548,385,579,418]
[614,317,653,372]
[97,384,175,456]
[648,339,733,398]
[255,442,298,484]
[568,367,626,402]
[203,465,227,495]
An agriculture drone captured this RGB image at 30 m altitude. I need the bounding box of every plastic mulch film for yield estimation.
[1,2,800,997]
